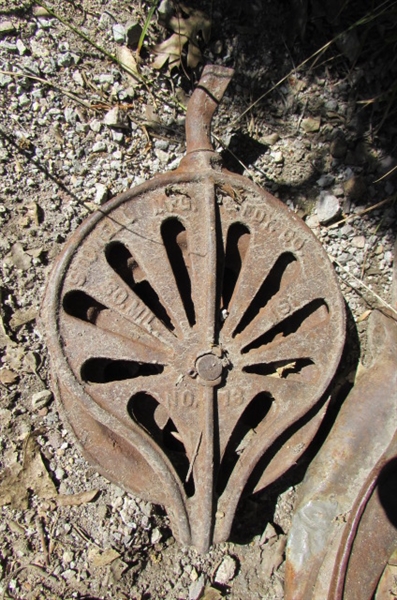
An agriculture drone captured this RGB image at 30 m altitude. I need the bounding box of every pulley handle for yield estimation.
[185,65,234,155]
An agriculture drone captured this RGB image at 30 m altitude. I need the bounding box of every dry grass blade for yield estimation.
[326,196,396,229]
[373,164,397,183]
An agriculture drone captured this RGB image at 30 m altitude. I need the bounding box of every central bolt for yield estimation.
[195,353,223,382]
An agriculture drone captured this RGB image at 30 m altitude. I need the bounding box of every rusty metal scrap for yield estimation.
[285,244,397,599]
[41,66,346,552]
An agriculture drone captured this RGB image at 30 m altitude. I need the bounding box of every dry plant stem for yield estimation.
[35,0,144,84]
[72,523,102,549]
[326,196,396,229]
[373,164,397,182]
[0,69,92,109]
[331,255,397,318]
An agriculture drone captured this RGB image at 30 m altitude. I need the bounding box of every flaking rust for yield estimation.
[41,66,345,553]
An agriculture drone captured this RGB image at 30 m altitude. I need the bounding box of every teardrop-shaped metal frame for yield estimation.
[42,66,346,552]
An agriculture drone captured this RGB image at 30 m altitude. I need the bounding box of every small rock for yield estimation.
[333,186,345,197]
[19,93,30,107]
[324,99,338,111]
[154,148,168,164]
[57,52,74,68]
[316,194,340,224]
[55,467,65,480]
[98,12,111,30]
[62,550,74,563]
[150,528,162,544]
[125,21,142,48]
[0,21,16,37]
[32,389,53,409]
[103,106,129,129]
[90,119,102,133]
[344,175,367,200]
[352,235,366,249]
[98,73,114,85]
[64,107,76,124]
[272,151,284,164]
[385,181,394,195]
[10,243,31,270]
[16,39,27,55]
[111,130,124,142]
[62,569,77,582]
[10,307,37,329]
[113,23,126,43]
[94,183,109,205]
[262,132,279,146]
[384,250,393,266]
[330,137,347,159]
[88,547,120,568]
[92,141,107,153]
[301,117,321,133]
[340,224,354,237]
[32,6,51,17]
[377,154,395,175]
[189,574,206,600]
[214,555,237,585]
[317,174,335,188]
[336,29,360,63]
[212,39,223,55]
[0,74,12,87]
[72,70,84,86]
[0,368,18,386]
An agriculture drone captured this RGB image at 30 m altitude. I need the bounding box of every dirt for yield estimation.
[0,1,396,599]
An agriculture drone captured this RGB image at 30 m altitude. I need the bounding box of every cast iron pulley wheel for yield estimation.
[42,66,345,553]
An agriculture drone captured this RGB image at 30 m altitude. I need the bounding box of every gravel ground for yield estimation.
[0,1,396,599]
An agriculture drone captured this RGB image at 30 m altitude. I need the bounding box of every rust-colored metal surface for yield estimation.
[285,242,397,599]
[41,66,346,552]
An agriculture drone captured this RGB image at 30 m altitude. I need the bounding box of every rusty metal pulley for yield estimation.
[41,66,346,553]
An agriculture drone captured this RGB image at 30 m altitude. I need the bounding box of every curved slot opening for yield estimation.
[106,241,174,331]
[161,218,196,326]
[128,393,194,496]
[63,290,107,323]
[242,299,328,354]
[222,223,250,313]
[243,358,315,378]
[233,253,297,336]
[81,358,164,383]
[216,392,273,495]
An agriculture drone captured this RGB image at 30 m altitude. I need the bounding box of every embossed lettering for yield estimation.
[68,268,86,287]
[278,299,292,317]
[166,390,197,410]
[106,282,127,306]
[241,204,278,232]
[279,228,306,251]
[219,389,245,408]
[164,196,196,213]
